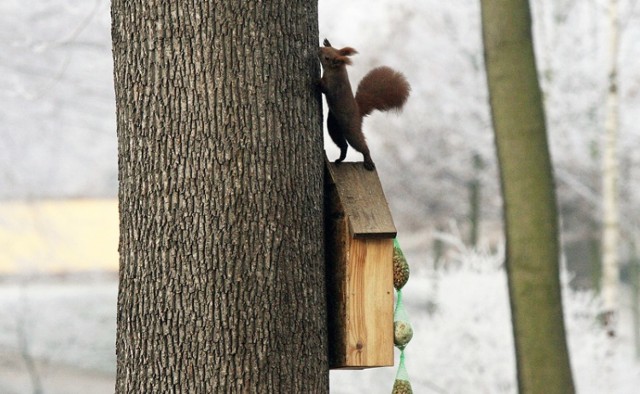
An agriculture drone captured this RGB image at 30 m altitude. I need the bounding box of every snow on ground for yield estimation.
[0,349,114,394]
[0,275,117,393]
[1,256,639,394]
[331,249,640,394]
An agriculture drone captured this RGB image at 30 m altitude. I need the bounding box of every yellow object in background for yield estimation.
[0,199,118,274]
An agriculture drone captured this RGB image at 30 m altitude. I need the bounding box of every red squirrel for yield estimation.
[318,38,410,171]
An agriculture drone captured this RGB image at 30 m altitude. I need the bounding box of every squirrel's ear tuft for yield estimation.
[338,47,358,57]
[323,38,332,47]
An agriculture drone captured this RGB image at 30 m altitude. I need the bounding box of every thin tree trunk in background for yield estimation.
[468,152,483,248]
[480,1,575,392]
[631,237,640,358]
[601,0,620,337]
[111,1,328,392]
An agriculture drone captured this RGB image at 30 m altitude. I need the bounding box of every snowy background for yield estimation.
[0,0,116,199]
[1,0,640,392]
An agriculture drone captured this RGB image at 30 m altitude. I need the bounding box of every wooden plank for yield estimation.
[324,157,395,369]
[325,172,349,368]
[326,161,397,238]
[344,238,394,368]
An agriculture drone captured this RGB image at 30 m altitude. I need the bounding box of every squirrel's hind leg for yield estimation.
[342,126,376,171]
[362,153,375,171]
[335,146,348,163]
[327,112,349,163]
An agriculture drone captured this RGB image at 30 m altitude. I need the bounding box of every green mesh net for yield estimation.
[393,238,410,289]
[392,238,413,394]
[394,290,413,349]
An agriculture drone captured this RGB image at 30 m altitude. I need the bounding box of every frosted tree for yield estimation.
[601,0,621,337]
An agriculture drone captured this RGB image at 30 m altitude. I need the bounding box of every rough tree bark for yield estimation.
[112,1,328,392]
[480,1,575,393]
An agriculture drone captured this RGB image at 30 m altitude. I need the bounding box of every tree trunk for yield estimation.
[631,236,640,358]
[601,0,620,337]
[468,152,484,248]
[111,2,328,392]
[480,1,575,393]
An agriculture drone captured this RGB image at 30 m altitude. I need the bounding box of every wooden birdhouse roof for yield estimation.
[326,160,397,239]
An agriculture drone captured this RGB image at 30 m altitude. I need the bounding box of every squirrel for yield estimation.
[318,38,410,171]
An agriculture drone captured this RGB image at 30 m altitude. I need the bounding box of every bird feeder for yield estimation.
[324,158,396,369]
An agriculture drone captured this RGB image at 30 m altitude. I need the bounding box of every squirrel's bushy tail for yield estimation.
[355,66,411,117]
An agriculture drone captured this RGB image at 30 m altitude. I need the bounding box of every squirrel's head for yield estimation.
[318,38,357,69]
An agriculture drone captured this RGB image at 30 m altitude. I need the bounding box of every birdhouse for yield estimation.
[324,158,396,369]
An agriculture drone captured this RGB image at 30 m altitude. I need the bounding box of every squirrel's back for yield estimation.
[355,66,410,117]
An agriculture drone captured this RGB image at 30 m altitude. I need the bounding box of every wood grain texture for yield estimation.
[344,238,394,367]
[326,161,397,238]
